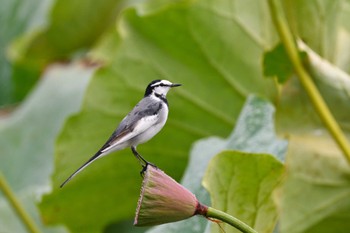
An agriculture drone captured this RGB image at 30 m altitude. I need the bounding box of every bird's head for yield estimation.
[144,80,181,97]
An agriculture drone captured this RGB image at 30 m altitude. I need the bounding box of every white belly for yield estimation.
[132,105,168,145]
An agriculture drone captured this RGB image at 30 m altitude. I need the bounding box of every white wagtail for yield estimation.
[60,79,181,187]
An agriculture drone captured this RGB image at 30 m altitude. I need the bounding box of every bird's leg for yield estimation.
[131,146,146,166]
[131,146,157,175]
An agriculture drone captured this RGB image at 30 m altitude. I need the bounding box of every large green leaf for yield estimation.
[297,40,350,129]
[0,63,94,232]
[39,0,279,232]
[283,0,339,61]
[273,0,350,131]
[264,40,350,131]
[12,0,123,65]
[0,0,128,104]
[0,0,54,105]
[266,2,350,232]
[203,151,284,233]
[278,135,350,233]
[146,96,287,233]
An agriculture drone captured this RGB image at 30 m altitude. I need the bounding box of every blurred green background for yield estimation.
[1,0,350,233]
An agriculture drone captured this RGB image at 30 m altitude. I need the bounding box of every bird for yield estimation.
[60,79,181,187]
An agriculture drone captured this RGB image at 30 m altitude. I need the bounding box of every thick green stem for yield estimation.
[0,172,42,233]
[206,207,258,233]
[268,0,350,164]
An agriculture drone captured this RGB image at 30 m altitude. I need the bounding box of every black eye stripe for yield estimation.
[152,83,169,88]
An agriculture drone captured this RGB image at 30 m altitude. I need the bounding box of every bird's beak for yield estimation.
[171,83,182,87]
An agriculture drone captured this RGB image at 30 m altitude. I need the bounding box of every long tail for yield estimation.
[60,151,103,188]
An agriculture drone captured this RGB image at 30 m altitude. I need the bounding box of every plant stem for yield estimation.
[268,0,350,165]
[206,207,258,233]
[0,171,42,233]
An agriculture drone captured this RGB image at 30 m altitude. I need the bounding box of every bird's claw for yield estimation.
[140,162,158,177]
[140,164,148,177]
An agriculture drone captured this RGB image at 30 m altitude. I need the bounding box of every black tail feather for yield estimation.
[60,151,103,188]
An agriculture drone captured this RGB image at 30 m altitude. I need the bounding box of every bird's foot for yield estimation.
[140,162,158,177]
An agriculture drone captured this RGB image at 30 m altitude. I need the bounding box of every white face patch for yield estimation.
[154,86,171,96]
